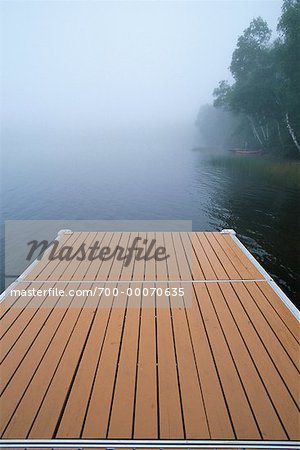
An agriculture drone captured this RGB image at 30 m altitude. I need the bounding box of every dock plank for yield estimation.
[107,291,141,438]
[0,231,299,443]
[169,294,209,438]
[1,283,82,437]
[196,233,228,280]
[0,282,66,389]
[241,282,299,374]
[82,233,136,438]
[156,286,184,438]
[189,233,216,280]
[82,288,128,438]
[220,234,263,279]
[56,289,114,438]
[0,282,45,339]
[221,283,299,439]
[205,232,241,280]
[29,232,85,281]
[257,281,300,343]
[155,233,184,438]
[212,232,253,279]
[193,283,261,439]
[134,282,158,438]
[184,291,234,438]
[208,282,287,439]
[23,233,75,281]
[181,232,204,280]
[28,288,100,438]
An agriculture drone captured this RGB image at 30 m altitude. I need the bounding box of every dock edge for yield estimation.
[221,229,300,321]
[0,229,73,303]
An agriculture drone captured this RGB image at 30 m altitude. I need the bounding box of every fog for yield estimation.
[2,0,282,132]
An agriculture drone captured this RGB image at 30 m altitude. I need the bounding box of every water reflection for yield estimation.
[197,154,300,305]
[1,126,299,306]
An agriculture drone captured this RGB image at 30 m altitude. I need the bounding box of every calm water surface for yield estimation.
[1,125,299,306]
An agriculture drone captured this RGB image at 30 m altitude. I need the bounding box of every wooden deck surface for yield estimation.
[0,231,299,442]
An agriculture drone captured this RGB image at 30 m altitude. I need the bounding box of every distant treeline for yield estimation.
[196,0,300,156]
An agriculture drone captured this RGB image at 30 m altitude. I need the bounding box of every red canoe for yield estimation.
[229,148,262,155]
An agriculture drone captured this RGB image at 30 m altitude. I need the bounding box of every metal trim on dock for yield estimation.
[0,229,72,303]
[0,439,299,449]
[221,229,300,321]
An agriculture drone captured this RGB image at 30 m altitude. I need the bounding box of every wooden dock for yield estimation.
[0,230,299,448]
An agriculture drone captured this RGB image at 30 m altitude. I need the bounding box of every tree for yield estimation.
[276,0,300,151]
[213,2,300,155]
[230,17,271,80]
[214,18,276,148]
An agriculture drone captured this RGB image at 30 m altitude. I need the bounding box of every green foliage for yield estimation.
[277,0,300,141]
[213,81,232,109]
[212,1,300,156]
[208,155,300,188]
[230,17,271,80]
[196,104,257,148]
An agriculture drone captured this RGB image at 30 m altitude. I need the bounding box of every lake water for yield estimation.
[1,124,299,306]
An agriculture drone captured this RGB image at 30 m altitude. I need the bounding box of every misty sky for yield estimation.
[1,0,282,131]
